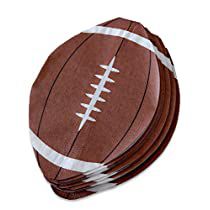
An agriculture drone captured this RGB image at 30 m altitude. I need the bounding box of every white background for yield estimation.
[0,0,209,209]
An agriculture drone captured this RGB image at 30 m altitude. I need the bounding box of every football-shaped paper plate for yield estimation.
[29,17,179,200]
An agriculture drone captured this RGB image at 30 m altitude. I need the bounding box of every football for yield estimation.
[29,17,179,199]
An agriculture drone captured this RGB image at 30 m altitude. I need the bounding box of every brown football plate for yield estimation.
[29,17,179,199]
